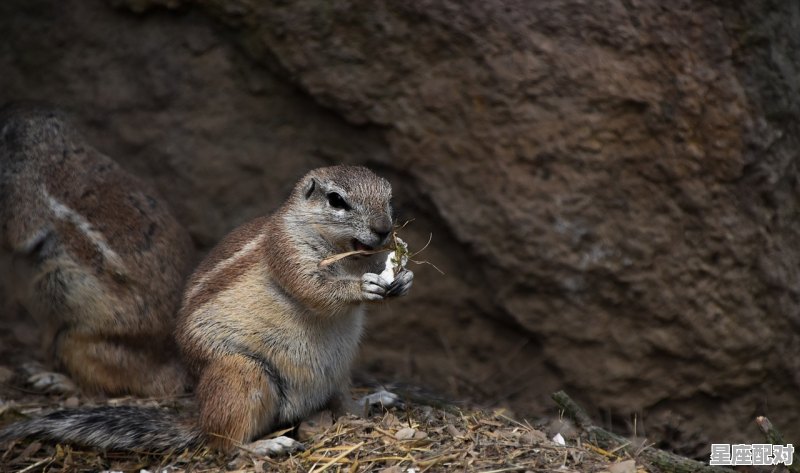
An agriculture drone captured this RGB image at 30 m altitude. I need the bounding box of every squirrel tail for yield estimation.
[0,406,204,452]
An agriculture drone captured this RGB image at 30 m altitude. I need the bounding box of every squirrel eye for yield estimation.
[327,192,350,210]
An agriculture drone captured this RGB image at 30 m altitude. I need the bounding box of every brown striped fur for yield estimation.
[0,104,194,396]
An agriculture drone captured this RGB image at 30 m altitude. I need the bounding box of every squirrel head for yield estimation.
[0,104,71,168]
[289,165,393,253]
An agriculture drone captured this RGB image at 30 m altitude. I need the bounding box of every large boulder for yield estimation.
[2,0,799,447]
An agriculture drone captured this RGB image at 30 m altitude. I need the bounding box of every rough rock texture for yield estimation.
[2,0,800,448]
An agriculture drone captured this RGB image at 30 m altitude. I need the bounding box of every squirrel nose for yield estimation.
[371,216,392,242]
[374,228,391,242]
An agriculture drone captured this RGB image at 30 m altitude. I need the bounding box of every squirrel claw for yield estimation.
[361,272,388,300]
[386,270,413,297]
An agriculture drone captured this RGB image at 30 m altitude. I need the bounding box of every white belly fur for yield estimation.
[274,305,365,424]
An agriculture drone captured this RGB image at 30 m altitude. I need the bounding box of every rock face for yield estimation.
[2,0,800,447]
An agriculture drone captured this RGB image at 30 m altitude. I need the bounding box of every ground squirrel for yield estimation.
[0,105,194,397]
[0,165,413,455]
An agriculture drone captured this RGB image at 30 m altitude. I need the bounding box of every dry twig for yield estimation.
[552,391,736,473]
[755,416,800,473]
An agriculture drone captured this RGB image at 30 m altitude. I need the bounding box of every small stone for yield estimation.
[297,410,333,441]
[379,467,405,473]
[0,366,14,383]
[609,459,636,473]
[445,424,463,438]
[394,427,416,440]
[381,413,400,427]
[520,429,548,445]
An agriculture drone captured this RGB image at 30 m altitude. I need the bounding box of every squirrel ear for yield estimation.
[304,178,317,199]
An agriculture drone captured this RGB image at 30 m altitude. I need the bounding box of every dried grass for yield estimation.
[0,383,624,473]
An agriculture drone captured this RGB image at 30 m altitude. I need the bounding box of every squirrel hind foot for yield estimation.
[241,436,305,457]
[21,362,78,394]
[358,390,401,410]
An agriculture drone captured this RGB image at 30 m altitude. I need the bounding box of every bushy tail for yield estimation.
[0,406,204,452]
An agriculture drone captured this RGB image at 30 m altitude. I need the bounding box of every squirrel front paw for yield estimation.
[361,270,413,301]
[386,269,413,297]
[361,272,389,301]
